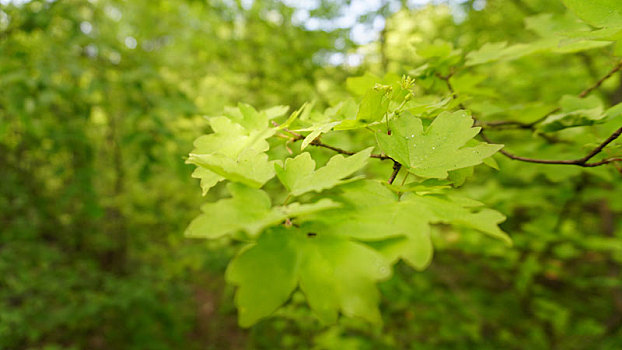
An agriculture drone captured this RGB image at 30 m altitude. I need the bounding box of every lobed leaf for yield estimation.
[275,148,373,196]
[187,110,277,190]
[376,111,503,178]
[185,183,339,239]
[226,227,391,327]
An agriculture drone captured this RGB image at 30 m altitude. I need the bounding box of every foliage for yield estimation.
[2,0,622,349]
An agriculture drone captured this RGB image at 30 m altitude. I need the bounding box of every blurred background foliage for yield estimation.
[1,0,621,349]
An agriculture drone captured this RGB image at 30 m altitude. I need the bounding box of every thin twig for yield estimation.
[306,138,355,155]
[388,162,402,184]
[479,128,622,167]
[271,121,394,161]
[578,127,622,163]
[579,60,622,98]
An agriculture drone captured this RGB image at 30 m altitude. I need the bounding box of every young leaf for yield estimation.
[300,121,340,150]
[402,192,511,245]
[313,181,434,270]
[225,230,299,327]
[233,103,269,131]
[368,224,433,270]
[276,102,311,130]
[188,153,275,188]
[335,88,390,130]
[187,114,277,188]
[376,111,503,178]
[185,183,339,239]
[191,167,224,195]
[465,42,510,66]
[263,105,290,120]
[346,73,381,96]
[226,227,392,326]
[275,148,373,196]
[298,232,391,324]
[356,88,390,123]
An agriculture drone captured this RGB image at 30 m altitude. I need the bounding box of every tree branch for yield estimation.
[482,59,622,129]
[479,128,622,167]
[439,67,622,168]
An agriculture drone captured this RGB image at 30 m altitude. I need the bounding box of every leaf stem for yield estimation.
[388,162,402,184]
[271,121,394,161]
[282,194,291,206]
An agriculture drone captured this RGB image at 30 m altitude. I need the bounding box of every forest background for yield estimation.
[1,0,622,349]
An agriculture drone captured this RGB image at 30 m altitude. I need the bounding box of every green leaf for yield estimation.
[185,183,339,239]
[562,0,622,28]
[193,117,256,158]
[281,199,342,218]
[187,113,277,188]
[335,88,391,130]
[356,88,390,123]
[465,42,510,66]
[313,181,434,270]
[227,227,391,326]
[300,122,340,150]
[276,102,311,130]
[320,180,510,245]
[404,96,452,116]
[226,230,299,327]
[402,192,511,245]
[191,167,224,195]
[483,156,500,170]
[376,111,503,178]
[297,236,341,323]
[539,95,605,132]
[346,73,381,96]
[525,13,590,38]
[383,178,452,194]
[231,103,269,131]
[263,105,290,120]
[466,40,561,66]
[275,148,372,196]
[448,166,474,187]
[604,101,622,121]
[368,225,433,270]
[466,36,609,67]
[188,152,275,188]
[299,232,391,323]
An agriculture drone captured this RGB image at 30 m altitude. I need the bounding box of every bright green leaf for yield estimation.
[227,227,391,326]
[191,167,224,195]
[376,111,503,178]
[275,148,372,196]
[185,183,339,239]
[562,0,622,28]
[226,230,299,327]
